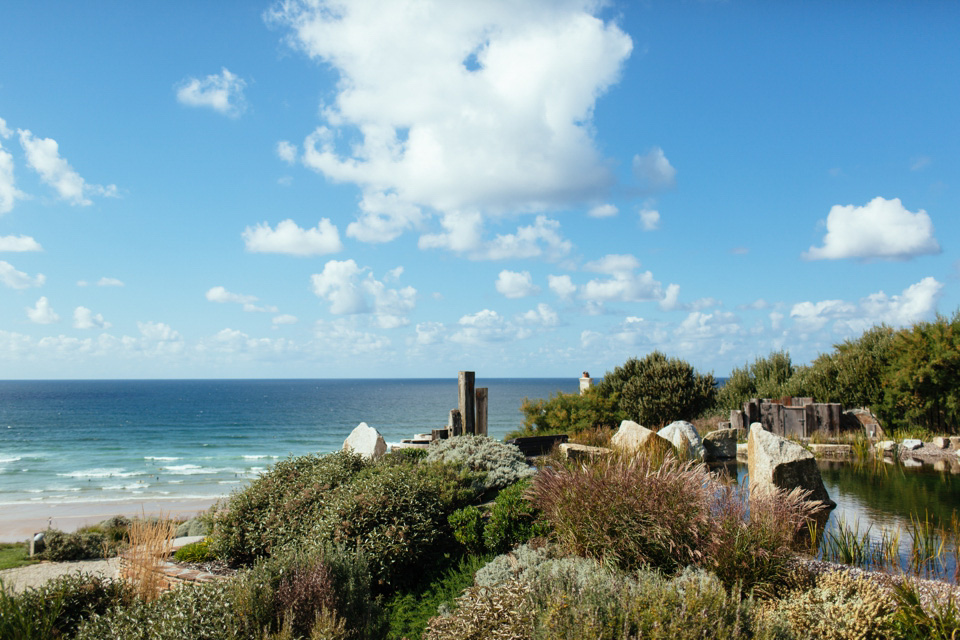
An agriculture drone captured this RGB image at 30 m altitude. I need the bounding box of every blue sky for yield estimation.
[0,0,957,379]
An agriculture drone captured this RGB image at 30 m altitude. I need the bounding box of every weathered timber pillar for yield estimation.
[450,409,463,437]
[458,371,476,435]
[475,388,488,437]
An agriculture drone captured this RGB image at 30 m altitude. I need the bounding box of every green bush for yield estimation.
[597,351,717,428]
[12,573,134,639]
[878,313,960,434]
[483,479,548,554]
[210,450,369,563]
[310,464,456,589]
[385,553,491,640]
[718,350,799,409]
[175,516,210,538]
[448,506,485,555]
[424,435,533,493]
[74,580,248,640]
[40,529,107,562]
[516,386,621,437]
[173,537,214,563]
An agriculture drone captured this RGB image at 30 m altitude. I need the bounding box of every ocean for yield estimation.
[0,378,577,508]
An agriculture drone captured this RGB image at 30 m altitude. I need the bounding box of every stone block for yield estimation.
[659,420,704,460]
[747,424,835,508]
[610,420,672,456]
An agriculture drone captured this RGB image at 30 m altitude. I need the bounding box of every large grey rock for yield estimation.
[876,440,897,456]
[747,423,835,507]
[703,428,738,461]
[659,420,705,460]
[343,422,387,459]
[901,439,923,451]
[610,420,671,455]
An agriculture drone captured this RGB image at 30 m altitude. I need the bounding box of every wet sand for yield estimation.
[0,498,218,542]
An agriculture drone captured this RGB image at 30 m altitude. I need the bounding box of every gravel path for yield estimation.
[0,558,121,594]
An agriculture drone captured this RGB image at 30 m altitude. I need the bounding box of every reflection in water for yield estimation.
[728,458,960,581]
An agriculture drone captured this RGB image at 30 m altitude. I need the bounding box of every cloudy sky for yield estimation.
[0,1,957,379]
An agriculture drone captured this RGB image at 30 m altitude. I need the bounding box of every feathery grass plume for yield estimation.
[530,454,715,573]
[706,484,824,595]
[126,512,175,601]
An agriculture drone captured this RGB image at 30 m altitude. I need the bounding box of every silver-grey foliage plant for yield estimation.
[424,435,533,492]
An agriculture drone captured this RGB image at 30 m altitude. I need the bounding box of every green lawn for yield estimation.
[0,542,37,571]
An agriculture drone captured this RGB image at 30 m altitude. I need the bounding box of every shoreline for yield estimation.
[0,498,219,543]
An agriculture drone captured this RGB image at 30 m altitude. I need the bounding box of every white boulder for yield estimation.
[343,422,387,459]
[610,420,671,455]
[659,420,705,460]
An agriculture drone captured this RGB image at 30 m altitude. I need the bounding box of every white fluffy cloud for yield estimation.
[276,140,297,164]
[0,260,45,289]
[272,314,298,325]
[0,119,27,214]
[311,260,416,327]
[639,206,660,231]
[548,274,577,300]
[804,197,940,261]
[518,303,559,326]
[73,306,111,330]
[26,296,59,324]
[271,1,632,245]
[0,235,42,251]
[420,214,572,261]
[580,254,664,303]
[206,286,277,313]
[175,68,247,117]
[588,204,618,218]
[18,129,117,205]
[632,147,676,189]
[243,219,343,256]
[790,277,942,333]
[314,318,391,354]
[97,277,124,287]
[450,309,528,344]
[495,270,539,298]
[347,191,424,243]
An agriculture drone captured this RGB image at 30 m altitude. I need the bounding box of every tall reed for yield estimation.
[126,513,175,601]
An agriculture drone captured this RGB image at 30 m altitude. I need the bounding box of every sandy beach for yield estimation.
[0,498,219,543]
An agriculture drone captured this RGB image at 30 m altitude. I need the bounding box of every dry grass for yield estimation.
[126,512,175,601]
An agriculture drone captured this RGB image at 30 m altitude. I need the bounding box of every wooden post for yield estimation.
[475,388,488,437]
[459,371,476,435]
[450,409,462,437]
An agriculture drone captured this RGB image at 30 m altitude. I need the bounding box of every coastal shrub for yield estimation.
[424,579,535,640]
[173,537,214,563]
[718,350,799,410]
[473,543,552,588]
[211,450,369,563]
[516,386,621,437]
[424,435,533,493]
[0,581,64,640]
[803,326,895,409]
[483,479,549,554]
[528,560,751,639]
[448,505,485,554]
[597,351,717,428]
[12,573,134,639]
[74,580,247,640]
[879,313,960,434]
[775,570,894,639]
[530,455,716,573]
[175,516,210,538]
[385,553,491,640]
[40,529,107,561]
[309,464,454,589]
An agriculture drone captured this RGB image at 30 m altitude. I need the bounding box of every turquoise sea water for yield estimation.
[0,378,577,507]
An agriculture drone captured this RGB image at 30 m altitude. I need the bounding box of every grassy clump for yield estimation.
[173,537,215,563]
[448,478,550,556]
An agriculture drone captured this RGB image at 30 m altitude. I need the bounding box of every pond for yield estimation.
[732,458,960,581]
